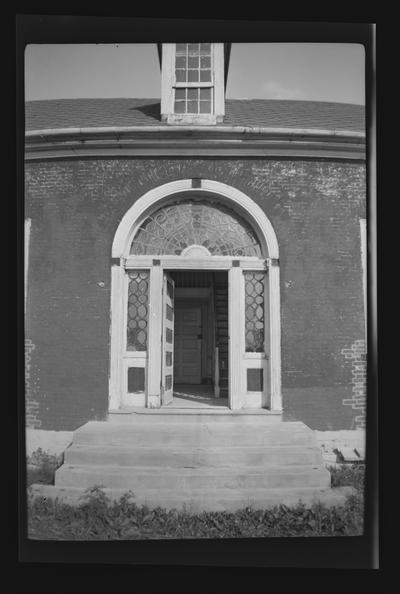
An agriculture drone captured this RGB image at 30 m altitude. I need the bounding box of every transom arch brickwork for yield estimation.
[112,179,279,260]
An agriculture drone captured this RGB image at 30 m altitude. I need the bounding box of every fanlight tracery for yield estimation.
[129,201,262,257]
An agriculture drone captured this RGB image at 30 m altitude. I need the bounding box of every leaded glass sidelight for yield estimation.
[130,201,262,257]
[244,272,265,352]
[127,271,149,351]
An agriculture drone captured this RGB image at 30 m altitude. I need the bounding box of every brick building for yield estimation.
[24,43,367,434]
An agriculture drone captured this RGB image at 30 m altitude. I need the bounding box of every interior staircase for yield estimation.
[30,412,352,511]
[214,281,229,398]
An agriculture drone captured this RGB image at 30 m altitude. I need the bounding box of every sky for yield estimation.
[25,43,365,105]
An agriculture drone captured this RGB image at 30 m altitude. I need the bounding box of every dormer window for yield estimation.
[161,43,225,125]
[174,43,213,114]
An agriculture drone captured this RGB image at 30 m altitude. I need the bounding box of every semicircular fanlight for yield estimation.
[129,200,262,257]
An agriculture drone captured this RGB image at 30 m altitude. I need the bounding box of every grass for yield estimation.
[26,451,365,540]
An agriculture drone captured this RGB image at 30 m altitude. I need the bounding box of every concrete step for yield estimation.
[29,483,354,512]
[108,410,282,420]
[73,422,317,448]
[65,444,323,468]
[55,464,330,490]
[29,417,346,514]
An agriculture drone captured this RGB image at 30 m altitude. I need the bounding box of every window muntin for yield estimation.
[175,43,212,83]
[130,201,262,257]
[174,87,213,115]
[173,43,213,115]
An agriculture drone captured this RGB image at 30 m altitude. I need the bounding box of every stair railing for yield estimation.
[214,346,220,398]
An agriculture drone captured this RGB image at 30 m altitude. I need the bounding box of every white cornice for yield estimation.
[26,125,365,138]
[25,125,366,161]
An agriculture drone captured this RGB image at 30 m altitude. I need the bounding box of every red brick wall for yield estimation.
[25,158,366,430]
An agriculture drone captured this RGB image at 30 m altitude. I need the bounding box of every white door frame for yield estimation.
[109,179,282,412]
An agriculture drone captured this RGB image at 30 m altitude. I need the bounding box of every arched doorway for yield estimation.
[109,179,281,412]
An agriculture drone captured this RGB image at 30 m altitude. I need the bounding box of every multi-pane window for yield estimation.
[174,88,213,114]
[174,43,213,115]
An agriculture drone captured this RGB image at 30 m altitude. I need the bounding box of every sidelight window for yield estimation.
[244,271,265,353]
[126,271,149,351]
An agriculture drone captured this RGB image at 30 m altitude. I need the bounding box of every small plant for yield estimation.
[329,463,365,492]
[26,465,365,540]
[26,447,63,486]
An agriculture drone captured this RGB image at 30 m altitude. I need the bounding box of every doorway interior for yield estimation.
[166,270,229,408]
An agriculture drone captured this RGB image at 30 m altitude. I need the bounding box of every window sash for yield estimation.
[173,87,214,115]
[174,43,214,86]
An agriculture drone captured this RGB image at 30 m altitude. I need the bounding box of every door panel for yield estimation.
[161,273,175,405]
[174,304,202,384]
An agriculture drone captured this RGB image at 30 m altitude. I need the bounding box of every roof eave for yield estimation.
[26,125,365,140]
[24,125,366,161]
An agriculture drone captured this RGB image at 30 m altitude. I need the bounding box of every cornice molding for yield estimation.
[25,126,366,161]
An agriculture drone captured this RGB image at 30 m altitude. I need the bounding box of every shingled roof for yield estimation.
[25,98,365,133]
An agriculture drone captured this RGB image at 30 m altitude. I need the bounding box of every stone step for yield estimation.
[108,410,282,420]
[65,444,323,468]
[55,464,330,491]
[73,422,317,447]
[29,483,354,512]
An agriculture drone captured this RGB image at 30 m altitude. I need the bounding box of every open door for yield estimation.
[161,272,175,405]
